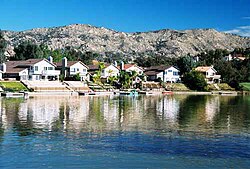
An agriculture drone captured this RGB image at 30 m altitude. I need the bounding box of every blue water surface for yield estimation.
[0,95,249,168]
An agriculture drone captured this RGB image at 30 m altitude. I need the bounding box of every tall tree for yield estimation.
[182,70,207,91]
[13,41,50,60]
[0,30,7,63]
[176,55,196,75]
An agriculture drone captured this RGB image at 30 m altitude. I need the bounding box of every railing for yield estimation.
[42,70,61,76]
[206,75,221,79]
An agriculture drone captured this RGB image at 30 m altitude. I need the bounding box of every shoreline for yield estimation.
[1,90,248,98]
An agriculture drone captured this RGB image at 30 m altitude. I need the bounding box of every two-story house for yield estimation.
[1,58,60,81]
[120,63,145,83]
[88,63,120,79]
[120,63,144,75]
[144,65,180,83]
[56,57,89,81]
[195,66,221,83]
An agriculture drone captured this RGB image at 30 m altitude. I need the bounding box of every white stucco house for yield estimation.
[88,63,120,79]
[101,64,120,78]
[56,57,89,81]
[1,58,60,81]
[121,63,144,75]
[120,63,145,83]
[28,59,60,80]
[145,65,180,83]
[195,66,221,83]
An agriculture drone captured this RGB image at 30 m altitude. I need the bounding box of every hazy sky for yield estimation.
[0,0,250,36]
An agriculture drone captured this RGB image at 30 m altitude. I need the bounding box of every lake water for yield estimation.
[0,95,249,168]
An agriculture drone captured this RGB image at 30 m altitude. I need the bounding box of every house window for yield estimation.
[139,71,142,74]
[48,67,53,70]
[173,71,179,76]
[83,69,87,73]
[102,70,105,73]
[30,66,33,70]
[77,68,79,71]
[71,68,75,72]
[168,70,172,72]
[35,66,38,71]
[44,67,47,70]
[206,72,208,76]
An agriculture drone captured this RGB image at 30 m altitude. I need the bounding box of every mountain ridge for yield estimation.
[3,24,250,59]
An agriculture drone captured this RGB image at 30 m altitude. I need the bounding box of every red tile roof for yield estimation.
[123,64,133,70]
[195,66,212,72]
[123,64,143,71]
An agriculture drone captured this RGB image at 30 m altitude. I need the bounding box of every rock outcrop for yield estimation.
[3,24,250,59]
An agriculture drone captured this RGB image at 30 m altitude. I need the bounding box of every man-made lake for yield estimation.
[0,95,249,168]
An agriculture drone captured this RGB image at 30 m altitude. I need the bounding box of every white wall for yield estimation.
[101,65,119,78]
[156,72,164,81]
[125,66,143,75]
[206,68,216,77]
[32,60,57,76]
[164,66,180,82]
[69,62,88,81]
[69,62,88,76]
[18,69,29,80]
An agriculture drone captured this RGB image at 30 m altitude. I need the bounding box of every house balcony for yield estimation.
[206,75,221,80]
[206,75,221,84]
[70,71,88,76]
[41,70,61,76]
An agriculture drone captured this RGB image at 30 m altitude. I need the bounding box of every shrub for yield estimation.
[182,70,207,91]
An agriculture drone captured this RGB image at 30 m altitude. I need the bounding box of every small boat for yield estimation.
[1,92,28,98]
[139,91,161,95]
[162,91,173,95]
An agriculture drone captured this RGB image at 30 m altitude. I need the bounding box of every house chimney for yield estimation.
[48,56,53,63]
[62,57,68,77]
[120,61,124,70]
[114,61,118,67]
[1,63,6,73]
[62,57,67,68]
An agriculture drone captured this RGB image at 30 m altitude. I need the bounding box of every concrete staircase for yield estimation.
[22,80,71,92]
[214,84,220,90]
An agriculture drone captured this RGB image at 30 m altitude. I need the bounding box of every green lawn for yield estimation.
[0,81,28,92]
[240,82,250,91]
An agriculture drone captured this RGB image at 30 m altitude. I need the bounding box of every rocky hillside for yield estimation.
[3,24,250,59]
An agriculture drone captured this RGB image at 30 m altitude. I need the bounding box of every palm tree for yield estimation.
[130,70,138,88]
[118,70,138,89]
[93,62,105,86]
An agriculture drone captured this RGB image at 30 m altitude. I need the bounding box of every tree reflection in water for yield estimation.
[0,95,249,136]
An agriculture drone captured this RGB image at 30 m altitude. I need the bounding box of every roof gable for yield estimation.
[195,66,217,73]
[124,64,144,71]
[104,64,120,71]
[56,61,88,68]
[31,59,57,67]
[144,65,179,73]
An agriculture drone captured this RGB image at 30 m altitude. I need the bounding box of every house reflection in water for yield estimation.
[19,97,60,130]
[205,96,220,123]
[156,96,180,125]
[0,95,248,135]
